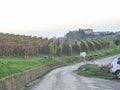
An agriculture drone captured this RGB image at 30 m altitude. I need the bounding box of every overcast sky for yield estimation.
[0,0,120,36]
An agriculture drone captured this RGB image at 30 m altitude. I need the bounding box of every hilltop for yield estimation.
[62,28,118,42]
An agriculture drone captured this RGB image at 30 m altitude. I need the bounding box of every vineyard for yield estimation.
[0,33,119,57]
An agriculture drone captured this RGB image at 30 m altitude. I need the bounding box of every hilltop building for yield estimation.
[82,29,94,35]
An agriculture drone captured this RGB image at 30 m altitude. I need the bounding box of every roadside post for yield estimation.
[80,52,88,64]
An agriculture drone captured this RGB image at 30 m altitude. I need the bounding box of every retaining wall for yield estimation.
[0,62,64,90]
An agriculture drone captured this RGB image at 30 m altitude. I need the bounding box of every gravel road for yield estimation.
[29,54,120,90]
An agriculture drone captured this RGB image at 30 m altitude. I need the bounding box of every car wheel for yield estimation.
[116,70,120,79]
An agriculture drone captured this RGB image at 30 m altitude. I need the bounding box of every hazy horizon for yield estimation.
[0,23,120,38]
[0,23,118,38]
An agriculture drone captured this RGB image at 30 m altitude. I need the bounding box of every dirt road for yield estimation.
[29,54,120,90]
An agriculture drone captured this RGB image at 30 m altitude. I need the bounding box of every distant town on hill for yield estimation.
[59,28,120,42]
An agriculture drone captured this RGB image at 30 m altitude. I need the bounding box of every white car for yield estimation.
[109,57,120,78]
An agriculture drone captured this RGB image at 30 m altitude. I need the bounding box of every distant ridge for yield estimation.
[63,28,117,42]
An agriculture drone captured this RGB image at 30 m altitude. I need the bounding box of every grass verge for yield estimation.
[0,56,82,78]
[78,64,116,80]
[88,45,120,60]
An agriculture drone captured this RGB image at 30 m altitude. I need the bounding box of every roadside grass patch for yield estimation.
[88,45,120,61]
[0,56,82,78]
[78,64,116,80]
[0,56,58,78]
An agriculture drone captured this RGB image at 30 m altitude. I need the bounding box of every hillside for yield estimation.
[0,29,119,57]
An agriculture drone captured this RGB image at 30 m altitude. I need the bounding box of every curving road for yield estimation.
[29,54,120,90]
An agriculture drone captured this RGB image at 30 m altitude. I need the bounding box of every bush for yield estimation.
[99,64,110,73]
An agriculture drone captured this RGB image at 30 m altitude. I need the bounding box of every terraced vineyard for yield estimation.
[0,33,117,57]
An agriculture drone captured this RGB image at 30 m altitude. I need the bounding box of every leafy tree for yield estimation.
[92,40,102,50]
[80,40,89,52]
[75,39,80,52]
[49,41,58,55]
[114,38,120,46]
[68,39,72,56]
[59,40,65,55]
[86,40,95,51]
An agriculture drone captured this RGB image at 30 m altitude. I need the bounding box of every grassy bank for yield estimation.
[88,45,120,60]
[0,56,82,78]
[78,64,116,80]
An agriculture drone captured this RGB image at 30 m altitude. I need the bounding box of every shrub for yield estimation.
[99,64,110,73]
[80,40,89,52]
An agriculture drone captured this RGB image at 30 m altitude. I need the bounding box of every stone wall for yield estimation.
[0,62,64,90]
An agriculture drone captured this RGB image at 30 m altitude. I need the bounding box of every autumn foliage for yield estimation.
[0,33,114,57]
